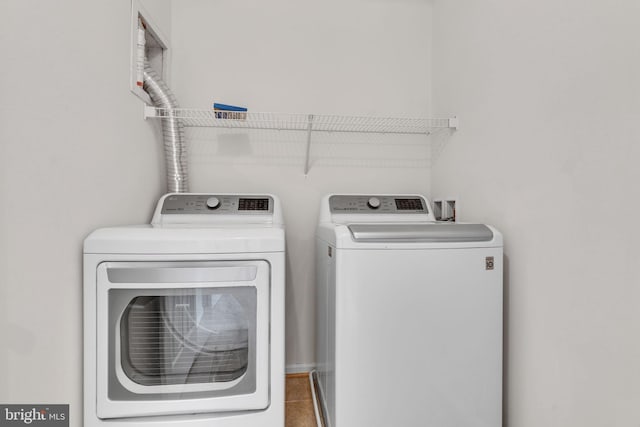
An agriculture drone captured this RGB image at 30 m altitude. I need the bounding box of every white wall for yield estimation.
[0,1,165,425]
[169,0,433,367]
[432,1,640,425]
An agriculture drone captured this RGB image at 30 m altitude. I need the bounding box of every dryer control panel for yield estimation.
[151,193,283,226]
[160,194,274,215]
[329,195,429,214]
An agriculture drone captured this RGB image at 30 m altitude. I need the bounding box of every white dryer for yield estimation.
[84,193,285,427]
[315,194,503,427]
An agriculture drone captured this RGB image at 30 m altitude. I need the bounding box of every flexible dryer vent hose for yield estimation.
[143,62,189,193]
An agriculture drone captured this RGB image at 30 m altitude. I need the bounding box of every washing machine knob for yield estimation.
[367,197,381,209]
[206,197,220,210]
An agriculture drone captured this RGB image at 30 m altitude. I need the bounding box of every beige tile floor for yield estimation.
[285,373,318,427]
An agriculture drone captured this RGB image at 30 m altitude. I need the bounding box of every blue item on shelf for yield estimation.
[213,103,247,112]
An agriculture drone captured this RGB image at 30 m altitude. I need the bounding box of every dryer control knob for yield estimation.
[367,197,381,209]
[206,197,221,210]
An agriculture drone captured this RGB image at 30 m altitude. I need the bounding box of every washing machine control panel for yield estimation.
[161,194,274,214]
[329,195,429,214]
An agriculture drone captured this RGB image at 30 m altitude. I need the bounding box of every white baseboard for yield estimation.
[285,363,316,374]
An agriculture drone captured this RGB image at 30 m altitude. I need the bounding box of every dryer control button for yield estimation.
[367,197,381,209]
[206,197,221,210]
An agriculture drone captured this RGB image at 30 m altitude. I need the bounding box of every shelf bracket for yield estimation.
[144,105,158,120]
[304,114,314,175]
[448,117,459,129]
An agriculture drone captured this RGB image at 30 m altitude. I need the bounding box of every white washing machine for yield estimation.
[83,193,285,427]
[315,194,503,427]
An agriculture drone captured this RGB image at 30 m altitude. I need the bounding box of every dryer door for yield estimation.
[95,260,270,419]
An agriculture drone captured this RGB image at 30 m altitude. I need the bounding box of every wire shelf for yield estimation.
[144,107,458,134]
[143,106,458,174]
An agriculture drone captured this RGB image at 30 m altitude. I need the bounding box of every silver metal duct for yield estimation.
[143,62,189,193]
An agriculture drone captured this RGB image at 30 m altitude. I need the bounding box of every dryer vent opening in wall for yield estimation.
[130,0,170,104]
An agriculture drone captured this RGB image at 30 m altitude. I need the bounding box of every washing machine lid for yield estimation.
[84,225,285,254]
[348,223,494,243]
[317,222,502,249]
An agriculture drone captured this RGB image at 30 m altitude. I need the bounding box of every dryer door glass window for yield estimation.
[101,261,269,403]
[120,288,253,388]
